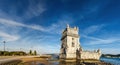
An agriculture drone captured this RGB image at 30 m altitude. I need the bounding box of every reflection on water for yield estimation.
[22,61,81,65]
[21,58,118,65]
[57,61,80,65]
[22,61,47,65]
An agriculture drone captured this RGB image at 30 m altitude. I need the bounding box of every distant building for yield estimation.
[60,24,101,60]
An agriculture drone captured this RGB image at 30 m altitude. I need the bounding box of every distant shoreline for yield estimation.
[101,54,120,58]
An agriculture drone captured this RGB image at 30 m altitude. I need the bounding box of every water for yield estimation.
[19,58,120,65]
[22,61,79,65]
[100,57,120,65]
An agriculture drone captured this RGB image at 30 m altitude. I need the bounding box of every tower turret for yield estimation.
[67,24,69,28]
[60,24,80,59]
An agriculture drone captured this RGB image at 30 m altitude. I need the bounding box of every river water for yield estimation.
[100,57,120,65]
[21,57,120,65]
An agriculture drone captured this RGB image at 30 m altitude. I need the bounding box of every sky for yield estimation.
[0,0,120,54]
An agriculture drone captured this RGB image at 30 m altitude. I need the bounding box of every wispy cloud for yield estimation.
[0,17,72,34]
[0,18,46,32]
[101,48,120,54]
[46,20,70,34]
[0,17,69,52]
[82,34,103,41]
[47,15,74,34]
[83,24,104,35]
[24,0,46,19]
[34,44,60,54]
[78,5,101,21]
[0,31,20,42]
[82,35,120,45]
[81,24,120,45]
[0,0,46,22]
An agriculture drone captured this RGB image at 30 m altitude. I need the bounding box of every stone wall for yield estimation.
[81,51,101,60]
[66,53,76,59]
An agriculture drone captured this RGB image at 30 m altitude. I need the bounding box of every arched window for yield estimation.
[72,42,75,47]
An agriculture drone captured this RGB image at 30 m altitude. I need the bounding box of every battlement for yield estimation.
[83,49,101,53]
[62,24,79,34]
[81,51,101,60]
[61,24,79,40]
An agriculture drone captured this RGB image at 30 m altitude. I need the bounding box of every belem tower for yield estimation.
[60,24,101,60]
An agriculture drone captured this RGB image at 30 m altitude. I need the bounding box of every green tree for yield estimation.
[29,50,32,55]
[4,51,9,56]
[0,51,3,56]
[34,50,37,55]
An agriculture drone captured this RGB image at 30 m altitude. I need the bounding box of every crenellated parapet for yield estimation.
[61,24,79,40]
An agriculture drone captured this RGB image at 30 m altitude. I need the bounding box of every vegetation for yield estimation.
[0,50,37,56]
[33,50,37,55]
[29,50,32,55]
[101,54,120,58]
[29,50,37,55]
[0,51,26,56]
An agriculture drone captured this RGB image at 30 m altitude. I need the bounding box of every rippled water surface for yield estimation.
[20,58,120,65]
[100,57,120,65]
[22,61,77,65]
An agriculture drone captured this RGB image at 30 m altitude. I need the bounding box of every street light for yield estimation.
[3,41,6,52]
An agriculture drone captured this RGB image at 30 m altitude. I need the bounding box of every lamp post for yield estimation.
[3,41,6,52]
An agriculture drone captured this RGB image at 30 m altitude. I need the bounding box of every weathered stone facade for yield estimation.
[81,50,101,60]
[60,24,101,60]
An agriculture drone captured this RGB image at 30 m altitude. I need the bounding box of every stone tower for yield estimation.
[60,24,80,59]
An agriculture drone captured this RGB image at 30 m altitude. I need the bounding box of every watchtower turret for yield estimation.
[60,24,80,59]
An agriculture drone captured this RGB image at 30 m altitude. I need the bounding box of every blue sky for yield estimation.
[0,0,120,54]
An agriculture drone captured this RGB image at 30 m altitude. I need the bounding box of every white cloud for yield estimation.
[0,18,70,34]
[0,18,46,32]
[33,44,60,54]
[101,48,120,54]
[0,0,46,22]
[0,17,72,53]
[46,20,70,34]
[26,24,45,31]
[81,24,108,45]
[82,34,103,41]
[83,24,104,35]
[0,18,24,26]
[89,38,120,45]
[0,31,20,41]
[82,35,120,45]
[45,15,74,34]
[24,0,46,19]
